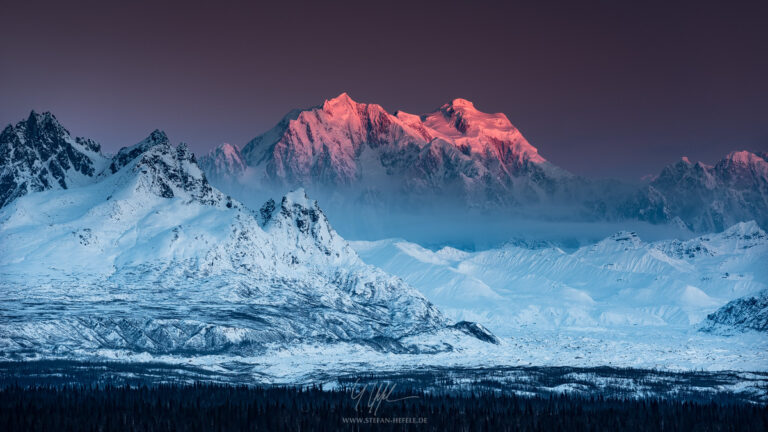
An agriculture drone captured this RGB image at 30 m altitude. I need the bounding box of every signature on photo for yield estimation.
[349,379,420,416]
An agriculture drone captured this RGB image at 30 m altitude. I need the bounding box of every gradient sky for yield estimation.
[1,0,766,180]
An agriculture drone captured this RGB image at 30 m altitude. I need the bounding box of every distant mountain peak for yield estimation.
[322,92,358,112]
[199,143,246,179]
[230,94,555,203]
[627,150,768,232]
[444,98,476,111]
[724,150,767,166]
[329,91,354,103]
[217,142,240,152]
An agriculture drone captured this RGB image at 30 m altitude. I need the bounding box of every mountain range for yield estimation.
[2,102,766,234]
[0,108,765,379]
[622,152,768,232]
[0,115,493,361]
[196,94,768,233]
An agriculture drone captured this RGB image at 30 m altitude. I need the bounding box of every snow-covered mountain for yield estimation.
[621,151,768,232]
[0,111,108,208]
[212,93,572,207]
[351,221,768,336]
[0,124,492,361]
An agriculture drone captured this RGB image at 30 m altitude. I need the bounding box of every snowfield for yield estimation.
[351,224,768,335]
[348,224,768,374]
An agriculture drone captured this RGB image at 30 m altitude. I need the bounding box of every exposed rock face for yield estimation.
[701,289,768,334]
[451,321,500,344]
[0,111,107,208]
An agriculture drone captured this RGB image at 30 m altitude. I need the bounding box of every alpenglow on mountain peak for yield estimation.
[446,97,476,109]
[216,93,561,206]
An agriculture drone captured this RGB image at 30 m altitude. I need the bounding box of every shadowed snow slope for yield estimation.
[0,128,491,360]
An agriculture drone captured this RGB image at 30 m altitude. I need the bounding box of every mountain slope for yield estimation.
[352,221,768,336]
[0,128,488,360]
[0,111,107,208]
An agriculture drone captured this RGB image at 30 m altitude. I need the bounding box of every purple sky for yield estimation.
[1,0,766,180]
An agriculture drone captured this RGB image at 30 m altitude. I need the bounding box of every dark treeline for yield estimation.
[1,383,766,431]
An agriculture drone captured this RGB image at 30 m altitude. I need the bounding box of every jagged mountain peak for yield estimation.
[282,187,313,208]
[0,111,108,208]
[261,187,352,260]
[8,110,74,145]
[146,128,169,144]
[422,99,545,166]
[23,110,65,132]
[109,129,171,173]
[318,93,391,123]
[432,98,513,132]
[215,142,241,154]
[119,137,225,206]
[322,92,357,111]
